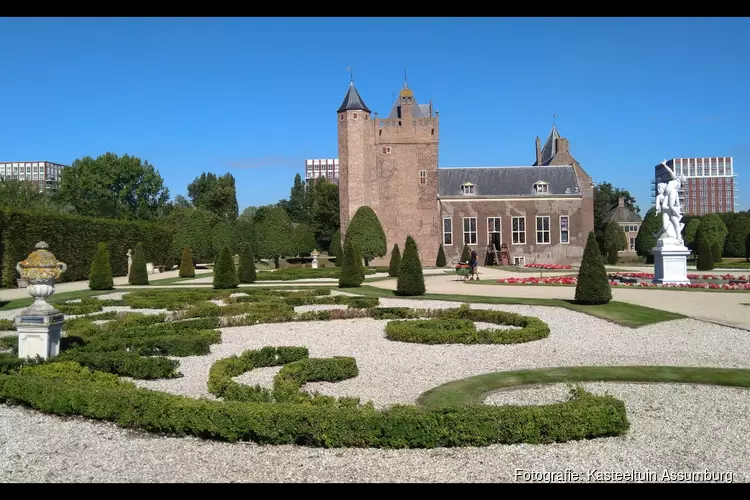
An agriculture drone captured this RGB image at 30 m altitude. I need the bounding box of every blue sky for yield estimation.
[1,17,748,214]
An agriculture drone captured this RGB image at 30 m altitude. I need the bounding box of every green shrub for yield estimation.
[697,239,714,271]
[330,229,342,267]
[345,206,387,265]
[396,235,425,296]
[388,244,401,277]
[339,237,364,288]
[347,297,379,309]
[55,298,104,315]
[88,242,114,290]
[179,246,195,278]
[711,241,722,263]
[57,351,180,379]
[460,244,471,263]
[213,245,239,289]
[574,231,612,305]
[0,319,15,331]
[237,242,256,284]
[0,209,170,288]
[129,242,149,285]
[436,243,447,267]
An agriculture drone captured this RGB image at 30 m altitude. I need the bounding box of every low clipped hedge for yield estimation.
[385,305,550,344]
[0,361,629,448]
[57,351,181,379]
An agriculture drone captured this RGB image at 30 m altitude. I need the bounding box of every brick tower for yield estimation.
[337,77,440,266]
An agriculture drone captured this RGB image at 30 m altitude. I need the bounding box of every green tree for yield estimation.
[723,213,750,258]
[683,218,701,253]
[163,207,218,264]
[292,223,317,256]
[0,179,71,213]
[128,242,149,285]
[460,244,471,263]
[238,205,259,221]
[211,220,236,256]
[396,235,426,296]
[213,245,238,289]
[285,173,309,224]
[435,243,447,267]
[237,242,256,284]
[346,206,387,266]
[310,179,340,252]
[711,241,722,263]
[179,246,195,278]
[594,182,639,250]
[603,221,627,265]
[187,172,239,220]
[172,195,193,209]
[254,206,295,268]
[339,237,364,288]
[695,214,728,256]
[574,231,611,305]
[329,229,342,266]
[635,208,660,264]
[58,152,170,220]
[696,239,714,271]
[745,231,750,262]
[388,244,402,277]
[88,242,114,290]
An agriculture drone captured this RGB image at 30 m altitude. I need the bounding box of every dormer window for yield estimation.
[533,181,549,194]
[461,182,475,195]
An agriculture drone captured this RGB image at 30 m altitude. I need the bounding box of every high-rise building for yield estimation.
[0,160,67,192]
[305,159,339,185]
[652,157,738,215]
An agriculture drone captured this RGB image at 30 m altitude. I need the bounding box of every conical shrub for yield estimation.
[128,242,149,286]
[330,229,342,267]
[396,235,425,296]
[179,246,195,278]
[436,243,447,267]
[697,239,714,271]
[237,242,257,284]
[460,243,471,263]
[89,242,114,290]
[213,245,238,289]
[574,231,611,305]
[711,241,722,263]
[339,237,364,288]
[388,244,401,277]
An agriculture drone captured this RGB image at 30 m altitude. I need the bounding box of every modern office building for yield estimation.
[0,160,67,192]
[305,158,339,185]
[652,157,738,215]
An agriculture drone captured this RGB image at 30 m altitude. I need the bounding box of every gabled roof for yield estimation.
[438,166,581,197]
[337,81,371,113]
[604,204,642,224]
[535,125,561,166]
[386,85,430,119]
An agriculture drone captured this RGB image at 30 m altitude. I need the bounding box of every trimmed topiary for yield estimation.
[436,243,447,267]
[388,244,401,277]
[339,237,364,288]
[330,229,342,267]
[179,246,195,278]
[238,242,257,284]
[697,239,714,271]
[574,232,612,305]
[711,241,722,263]
[213,245,239,289]
[88,242,114,291]
[460,243,471,263]
[128,242,149,286]
[346,206,387,265]
[396,235,425,296]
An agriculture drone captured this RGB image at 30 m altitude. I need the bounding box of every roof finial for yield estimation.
[553,113,557,126]
[346,66,355,84]
[404,67,408,89]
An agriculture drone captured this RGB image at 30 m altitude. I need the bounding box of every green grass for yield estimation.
[417,366,750,407]
[348,286,684,328]
[147,272,213,285]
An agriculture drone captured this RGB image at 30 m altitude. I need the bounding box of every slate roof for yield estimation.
[386,85,431,119]
[438,166,581,197]
[535,125,561,166]
[337,81,371,113]
[604,204,642,224]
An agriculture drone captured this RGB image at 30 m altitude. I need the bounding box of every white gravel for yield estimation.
[2,295,750,482]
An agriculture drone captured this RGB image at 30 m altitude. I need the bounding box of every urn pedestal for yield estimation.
[652,244,691,285]
[311,249,320,269]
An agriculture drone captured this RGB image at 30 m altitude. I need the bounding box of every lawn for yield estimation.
[348,286,684,328]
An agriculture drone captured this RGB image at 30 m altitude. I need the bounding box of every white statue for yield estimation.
[654,160,686,247]
[127,249,133,275]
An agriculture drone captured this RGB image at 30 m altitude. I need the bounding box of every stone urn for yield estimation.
[16,241,67,312]
[311,249,320,269]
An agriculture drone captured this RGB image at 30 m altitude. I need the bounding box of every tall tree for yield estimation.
[286,173,309,224]
[695,214,728,255]
[634,207,660,264]
[346,205,387,266]
[722,213,750,258]
[58,152,170,220]
[187,172,239,220]
[0,179,71,213]
[310,179,340,252]
[254,206,295,267]
[238,205,259,220]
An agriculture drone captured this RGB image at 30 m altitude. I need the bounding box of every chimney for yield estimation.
[618,196,625,208]
[535,136,541,165]
[555,137,569,153]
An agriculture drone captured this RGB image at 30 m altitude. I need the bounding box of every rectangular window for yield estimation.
[443,217,453,246]
[382,147,392,154]
[536,216,550,244]
[463,217,477,245]
[560,215,569,244]
[419,170,426,185]
[629,237,635,251]
[513,256,525,266]
[511,216,526,244]
[487,217,501,249]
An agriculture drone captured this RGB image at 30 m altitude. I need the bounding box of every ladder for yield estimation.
[499,243,511,266]
[485,244,501,266]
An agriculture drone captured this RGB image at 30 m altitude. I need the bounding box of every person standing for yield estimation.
[469,248,478,279]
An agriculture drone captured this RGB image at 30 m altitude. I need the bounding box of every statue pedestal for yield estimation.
[15,308,64,360]
[652,245,691,285]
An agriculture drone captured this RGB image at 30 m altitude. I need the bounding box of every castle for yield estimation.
[337,79,594,267]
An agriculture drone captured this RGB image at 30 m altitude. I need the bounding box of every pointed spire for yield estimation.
[404,68,408,89]
[337,80,371,114]
[539,123,562,165]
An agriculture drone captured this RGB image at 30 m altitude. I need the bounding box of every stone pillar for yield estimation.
[311,250,320,269]
[16,311,64,359]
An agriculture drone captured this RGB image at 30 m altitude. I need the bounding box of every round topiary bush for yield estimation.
[697,239,714,271]
[237,242,256,284]
[89,242,114,291]
[179,246,196,278]
[574,231,611,305]
[436,243,447,267]
[213,245,238,289]
[396,235,425,296]
[128,242,149,286]
[388,244,401,277]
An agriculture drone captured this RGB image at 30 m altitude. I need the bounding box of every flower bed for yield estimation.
[495,276,750,290]
[524,264,573,270]
[611,272,750,281]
